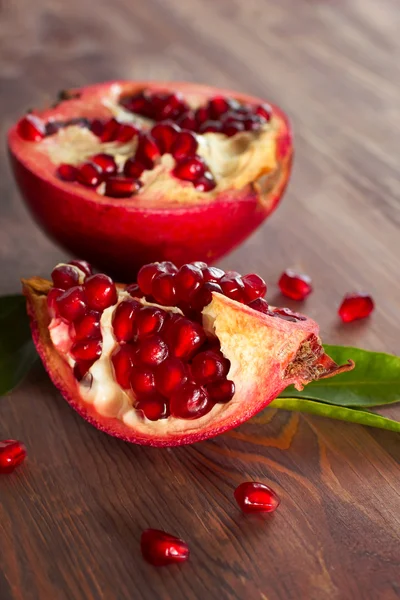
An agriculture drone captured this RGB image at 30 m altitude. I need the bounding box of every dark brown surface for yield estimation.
[1,1,400,599]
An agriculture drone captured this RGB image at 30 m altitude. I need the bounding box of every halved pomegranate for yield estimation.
[22,261,354,447]
[9,81,293,280]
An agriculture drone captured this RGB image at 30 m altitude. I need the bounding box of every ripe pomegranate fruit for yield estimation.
[9,81,293,280]
[22,260,354,447]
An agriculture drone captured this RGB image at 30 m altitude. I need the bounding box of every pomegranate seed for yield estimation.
[176,264,204,300]
[195,106,210,128]
[223,121,245,137]
[57,164,78,181]
[135,306,166,339]
[90,153,117,176]
[122,91,153,117]
[126,283,145,298]
[112,299,140,342]
[338,293,374,323]
[278,270,312,301]
[73,310,101,341]
[248,298,270,315]
[194,172,216,192]
[84,274,117,311]
[220,275,245,302]
[56,286,87,321]
[135,335,168,367]
[242,273,267,302]
[0,440,27,474]
[77,162,103,187]
[173,156,206,182]
[202,266,224,282]
[100,118,121,142]
[234,481,280,514]
[170,382,213,419]
[51,265,80,290]
[155,358,188,397]
[136,397,169,421]
[158,261,179,274]
[273,307,306,322]
[112,344,138,388]
[141,529,189,566]
[90,119,104,137]
[151,122,180,153]
[123,158,146,179]
[170,131,198,160]
[73,360,94,383]
[130,366,156,397]
[104,177,141,198]
[167,318,206,360]
[69,260,93,277]
[177,111,197,131]
[47,287,63,317]
[255,104,272,122]
[156,93,188,121]
[17,114,46,141]
[70,339,102,362]
[192,261,207,269]
[152,273,177,305]
[161,312,184,338]
[116,123,139,143]
[191,350,228,384]
[138,263,163,295]
[135,133,160,168]
[207,96,236,119]
[207,379,235,403]
[190,282,223,311]
[198,120,223,133]
[243,115,264,131]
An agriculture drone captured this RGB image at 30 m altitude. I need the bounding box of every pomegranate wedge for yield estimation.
[9,81,293,280]
[22,261,353,447]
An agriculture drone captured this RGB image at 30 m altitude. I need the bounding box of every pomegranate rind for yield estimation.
[10,81,293,280]
[22,277,353,447]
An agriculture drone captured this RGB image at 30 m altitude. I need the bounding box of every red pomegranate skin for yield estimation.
[9,81,293,281]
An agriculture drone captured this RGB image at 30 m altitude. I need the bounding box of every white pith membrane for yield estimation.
[37,93,279,204]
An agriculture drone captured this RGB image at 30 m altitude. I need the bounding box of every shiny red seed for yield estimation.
[122,91,153,117]
[141,529,189,566]
[73,360,94,383]
[338,293,374,323]
[234,481,280,514]
[207,96,234,118]
[242,273,267,302]
[126,283,145,298]
[243,115,264,131]
[47,287,63,317]
[155,358,188,397]
[198,120,223,133]
[123,158,146,179]
[73,310,101,341]
[151,122,181,153]
[77,162,103,187]
[195,106,210,128]
[135,133,160,168]
[135,306,166,338]
[191,350,228,384]
[84,274,117,311]
[220,275,245,302]
[248,298,270,315]
[136,397,169,421]
[70,339,102,361]
[177,110,197,131]
[130,366,156,397]
[194,172,216,192]
[17,114,46,141]
[116,123,139,142]
[278,270,312,301]
[112,299,140,342]
[112,344,137,388]
[190,282,223,311]
[51,265,80,290]
[90,153,117,175]
[176,264,204,300]
[223,121,245,137]
[56,286,87,321]
[69,260,93,277]
[156,92,188,121]
[0,440,27,474]
[90,119,104,137]
[166,319,206,360]
[136,335,168,367]
[100,118,121,142]
[173,156,206,182]
[152,273,177,305]
[207,379,235,403]
[170,382,213,419]
[170,131,198,160]
[57,163,78,181]
[158,261,179,274]
[255,104,272,122]
[104,177,141,198]
[137,263,163,295]
[202,266,224,282]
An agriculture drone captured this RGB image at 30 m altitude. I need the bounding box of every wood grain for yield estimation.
[0,0,399,599]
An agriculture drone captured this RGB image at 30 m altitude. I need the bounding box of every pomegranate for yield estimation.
[0,440,27,474]
[234,482,280,514]
[278,269,313,301]
[338,293,375,322]
[141,529,190,566]
[22,260,354,447]
[9,81,293,280]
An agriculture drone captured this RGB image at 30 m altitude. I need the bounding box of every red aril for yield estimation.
[207,379,235,403]
[195,106,210,128]
[135,133,160,168]
[155,358,188,397]
[111,344,137,388]
[69,260,93,277]
[99,118,121,142]
[234,481,280,514]
[194,172,216,192]
[255,104,272,122]
[278,269,312,301]
[57,164,78,181]
[151,122,180,153]
[56,286,87,321]
[175,264,203,300]
[190,282,222,311]
[137,263,163,295]
[242,273,267,302]
[123,158,146,179]
[70,339,102,362]
[17,114,45,141]
[116,123,138,142]
[151,273,177,306]
[170,382,213,419]
[77,162,103,187]
[135,335,168,367]
[73,311,101,341]
[220,275,245,302]
[223,121,245,137]
[84,274,117,311]
[170,131,198,160]
[104,177,141,198]
[90,153,117,176]
[141,529,189,566]
[47,287,63,317]
[208,96,238,118]
[191,350,227,384]
[0,440,27,474]
[166,319,206,360]
[338,293,374,323]
[130,366,156,396]
[177,110,197,130]
[172,156,206,182]
[202,266,224,282]
[136,397,169,421]
[112,299,140,342]
[135,306,166,338]
[248,298,270,315]
[51,265,80,290]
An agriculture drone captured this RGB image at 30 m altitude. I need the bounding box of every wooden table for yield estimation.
[1,1,399,598]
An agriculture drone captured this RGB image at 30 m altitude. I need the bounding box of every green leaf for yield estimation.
[271,398,400,433]
[0,295,37,396]
[279,345,400,408]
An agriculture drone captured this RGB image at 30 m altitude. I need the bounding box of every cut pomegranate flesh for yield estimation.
[141,529,189,566]
[234,482,280,514]
[0,440,27,474]
[338,293,374,322]
[278,270,313,301]
[22,260,354,446]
